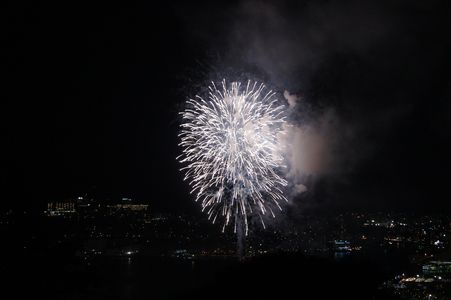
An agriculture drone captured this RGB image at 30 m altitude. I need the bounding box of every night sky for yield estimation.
[3,0,451,213]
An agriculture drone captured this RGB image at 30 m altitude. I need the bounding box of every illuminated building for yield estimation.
[332,240,352,252]
[45,201,76,216]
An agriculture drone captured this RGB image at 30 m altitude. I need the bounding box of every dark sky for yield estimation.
[3,0,451,213]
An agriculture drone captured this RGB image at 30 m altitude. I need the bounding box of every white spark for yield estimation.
[178,79,288,235]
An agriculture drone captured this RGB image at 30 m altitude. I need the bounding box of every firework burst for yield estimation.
[177,80,288,235]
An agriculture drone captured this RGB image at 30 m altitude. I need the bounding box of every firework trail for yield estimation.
[177,79,288,235]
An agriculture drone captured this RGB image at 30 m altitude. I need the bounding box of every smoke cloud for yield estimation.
[176,0,445,210]
[281,91,345,199]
